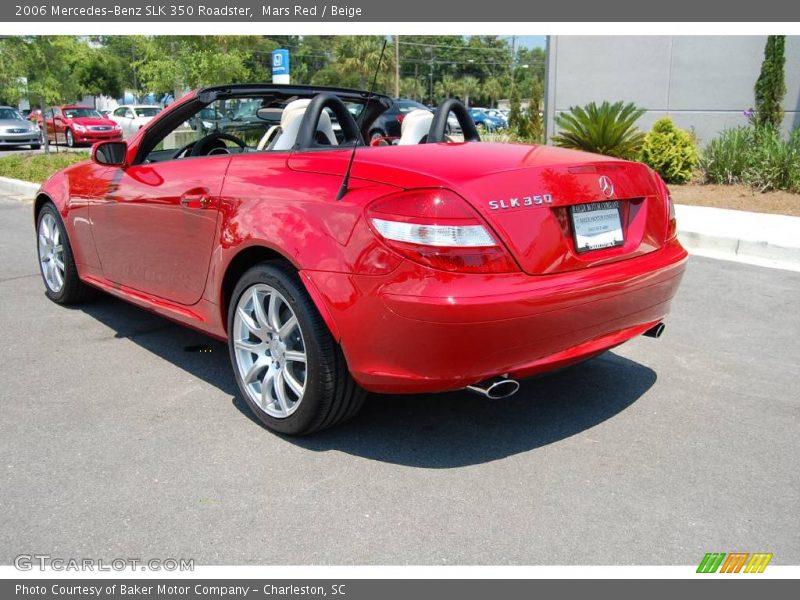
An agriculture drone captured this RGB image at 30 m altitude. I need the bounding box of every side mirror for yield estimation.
[92,141,127,166]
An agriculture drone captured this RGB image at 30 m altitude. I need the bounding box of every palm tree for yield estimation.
[459,76,481,107]
[334,36,391,89]
[552,101,646,159]
[481,76,504,108]
[434,73,457,104]
[400,76,422,101]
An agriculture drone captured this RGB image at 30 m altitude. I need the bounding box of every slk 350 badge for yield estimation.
[488,194,553,210]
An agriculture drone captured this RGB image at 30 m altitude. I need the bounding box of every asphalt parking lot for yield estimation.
[0,194,797,565]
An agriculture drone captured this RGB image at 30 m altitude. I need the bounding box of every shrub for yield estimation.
[640,118,699,184]
[742,127,800,193]
[552,101,645,159]
[699,127,755,185]
[700,126,800,193]
[752,35,787,130]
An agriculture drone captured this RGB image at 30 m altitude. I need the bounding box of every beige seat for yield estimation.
[256,125,280,150]
[398,109,434,145]
[267,99,338,151]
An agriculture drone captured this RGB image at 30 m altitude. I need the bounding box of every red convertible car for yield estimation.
[44,105,123,147]
[34,84,687,435]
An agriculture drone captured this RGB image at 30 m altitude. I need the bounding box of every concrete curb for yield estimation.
[676,204,800,272]
[0,176,38,199]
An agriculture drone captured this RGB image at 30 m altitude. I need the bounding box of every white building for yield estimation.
[545,36,800,143]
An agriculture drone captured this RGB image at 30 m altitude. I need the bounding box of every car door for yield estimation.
[89,154,230,306]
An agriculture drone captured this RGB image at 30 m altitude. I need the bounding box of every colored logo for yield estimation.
[272,49,290,75]
[697,552,773,573]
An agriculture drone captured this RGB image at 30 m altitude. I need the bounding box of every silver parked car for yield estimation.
[0,106,41,149]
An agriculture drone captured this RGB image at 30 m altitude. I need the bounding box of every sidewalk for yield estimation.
[675,204,800,272]
[0,175,38,199]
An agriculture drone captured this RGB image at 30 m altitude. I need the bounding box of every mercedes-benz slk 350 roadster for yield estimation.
[34,84,687,434]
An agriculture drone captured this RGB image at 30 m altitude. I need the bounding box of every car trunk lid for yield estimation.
[288,143,668,275]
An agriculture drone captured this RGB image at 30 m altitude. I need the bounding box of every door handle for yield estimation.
[180,189,215,209]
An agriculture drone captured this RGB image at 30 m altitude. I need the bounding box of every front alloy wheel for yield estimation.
[227,263,365,435]
[36,203,94,304]
[38,211,65,293]
[66,129,74,147]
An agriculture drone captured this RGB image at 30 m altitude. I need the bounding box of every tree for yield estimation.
[333,36,392,91]
[459,76,481,107]
[434,73,457,103]
[753,35,786,130]
[481,76,504,108]
[508,85,522,133]
[400,76,422,101]
[0,37,29,105]
[18,37,86,105]
[76,49,123,100]
[552,101,646,160]
[527,78,544,143]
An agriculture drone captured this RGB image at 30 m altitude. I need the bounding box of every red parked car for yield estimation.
[44,105,122,147]
[34,84,687,435]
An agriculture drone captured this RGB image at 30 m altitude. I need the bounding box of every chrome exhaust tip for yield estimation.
[643,322,666,338]
[466,377,520,400]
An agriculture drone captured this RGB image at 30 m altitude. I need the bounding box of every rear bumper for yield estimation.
[303,237,688,393]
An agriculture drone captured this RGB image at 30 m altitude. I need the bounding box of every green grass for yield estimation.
[0,151,89,184]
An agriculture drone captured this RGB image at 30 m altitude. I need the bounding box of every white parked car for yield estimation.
[109,105,162,138]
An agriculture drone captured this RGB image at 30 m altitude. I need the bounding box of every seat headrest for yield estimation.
[398,109,434,146]
[271,98,337,151]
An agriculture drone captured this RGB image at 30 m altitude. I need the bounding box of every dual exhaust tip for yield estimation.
[643,322,666,339]
[466,377,520,400]
[465,323,666,400]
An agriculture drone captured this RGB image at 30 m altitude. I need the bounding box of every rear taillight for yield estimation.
[667,195,677,240]
[652,171,677,241]
[396,113,406,124]
[366,188,518,273]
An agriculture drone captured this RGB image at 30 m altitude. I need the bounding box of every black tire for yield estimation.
[227,262,365,435]
[36,203,95,304]
[30,144,41,150]
[65,129,74,148]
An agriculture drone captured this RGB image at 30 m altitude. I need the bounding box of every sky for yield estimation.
[500,35,547,49]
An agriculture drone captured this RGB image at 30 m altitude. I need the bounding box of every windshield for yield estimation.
[397,101,429,113]
[63,108,102,119]
[135,107,160,118]
[232,100,260,120]
[0,108,24,120]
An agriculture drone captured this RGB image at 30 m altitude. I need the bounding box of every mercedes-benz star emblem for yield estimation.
[598,175,614,198]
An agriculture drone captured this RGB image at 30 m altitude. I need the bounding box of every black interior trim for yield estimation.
[428,99,481,144]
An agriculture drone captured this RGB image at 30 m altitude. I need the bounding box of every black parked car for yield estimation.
[366,98,431,142]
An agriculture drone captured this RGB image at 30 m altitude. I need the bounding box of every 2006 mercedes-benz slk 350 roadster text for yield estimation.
[34,84,687,434]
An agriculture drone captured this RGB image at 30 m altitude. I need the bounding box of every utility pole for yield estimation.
[394,35,400,98]
[510,35,517,91]
[40,97,49,155]
[428,45,434,106]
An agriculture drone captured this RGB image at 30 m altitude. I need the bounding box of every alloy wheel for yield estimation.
[38,212,65,293]
[232,284,307,418]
